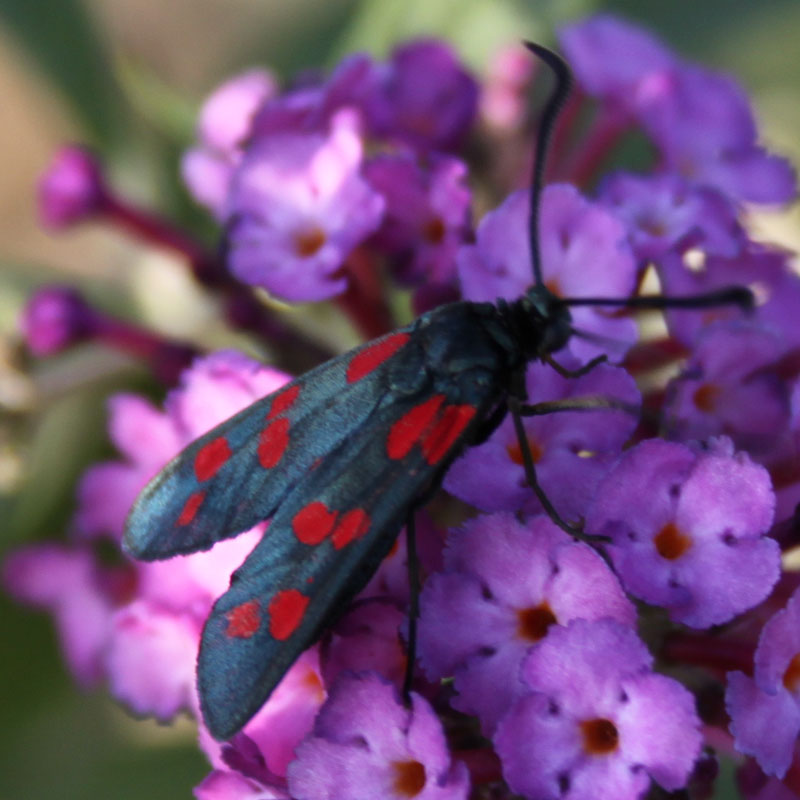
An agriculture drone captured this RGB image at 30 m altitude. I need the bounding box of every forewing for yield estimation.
[123,330,417,560]
[197,376,498,740]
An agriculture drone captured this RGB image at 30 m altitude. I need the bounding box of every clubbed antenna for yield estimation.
[524,42,573,287]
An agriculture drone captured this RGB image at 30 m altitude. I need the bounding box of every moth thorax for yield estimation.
[509,286,572,359]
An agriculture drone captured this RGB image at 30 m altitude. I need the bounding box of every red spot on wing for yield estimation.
[332,508,371,549]
[387,395,445,460]
[194,436,231,481]
[346,332,411,383]
[422,404,476,464]
[258,417,290,469]
[293,501,337,545]
[268,384,300,419]
[225,599,261,638]
[268,589,310,640]
[177,491,205,526]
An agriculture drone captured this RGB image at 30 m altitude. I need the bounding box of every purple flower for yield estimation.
[4,351,327,749]
[560,15,797,206]
[585,437,779,628]
[727,588,800,778]
[417,513,635,732]
[195,769,289,800]
[198,650,325,781]
[182,69,278,217]
[657,245,800,350]
[495,619,702,799]
[736,758,800,800]
[597,172,745,265]
[323,601,407,693]
[251,53,376,138]
[38,145,108,228]
[558,15,676,117]
[3,544,120,685]
[106,599,199,719]
[199,70,279,154]
[444,360,640,523]
[640,64,797,205]
[364,152,471,294]
[365,40,478,153]
[19,286,95,356]
[666,322,790,458]
[225,109,385,301]
[287,672,469,800]
[457,184,638,362]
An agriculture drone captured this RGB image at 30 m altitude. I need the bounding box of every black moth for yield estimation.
[123,43,751,740]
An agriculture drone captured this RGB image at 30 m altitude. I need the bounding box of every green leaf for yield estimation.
[0,0,123,145]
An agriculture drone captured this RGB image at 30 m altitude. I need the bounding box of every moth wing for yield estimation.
[123,330,416,560]
[197,370,499,739]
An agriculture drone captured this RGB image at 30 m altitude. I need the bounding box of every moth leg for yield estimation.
[544,353,607,378]
[402,510,420,705]
[519,395,639,418]
[508,396,608,544]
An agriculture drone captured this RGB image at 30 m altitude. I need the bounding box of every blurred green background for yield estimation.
[0,1,798,797]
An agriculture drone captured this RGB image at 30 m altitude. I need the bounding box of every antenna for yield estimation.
[562,286,754,312]
[524,42,572,287]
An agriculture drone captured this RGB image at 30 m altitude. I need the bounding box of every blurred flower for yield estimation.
[20,286,94,355]
[38,145,108,229]
[10,15,800,800]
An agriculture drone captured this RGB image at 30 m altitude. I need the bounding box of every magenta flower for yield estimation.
[225,110,385,301]
[495,619,702,800]
[76,350,289,541]
[287,672,470,800]
[586,437,779,628]
[19,286,94,356]
[37,145,108,228]
[182,69,278,217]
[3,544,121,685]
[4,351,327,763]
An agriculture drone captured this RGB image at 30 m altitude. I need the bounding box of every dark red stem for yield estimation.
[334,248,395,341]
[662,631,755,675]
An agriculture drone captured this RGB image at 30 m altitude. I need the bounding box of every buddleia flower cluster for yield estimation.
[7,14,800,800]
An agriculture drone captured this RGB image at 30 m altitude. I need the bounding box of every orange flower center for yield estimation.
[517,603,558,642]
[654,521,692,560]
[423,217,446,244]
[391,760,426,797]
[507,437,543,465]
[294,226,327,257]
[693,383,721,413]
[580,718,619,755]
[784,654,800,693]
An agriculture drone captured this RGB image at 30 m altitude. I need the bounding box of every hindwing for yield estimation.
[197,372,498,739]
